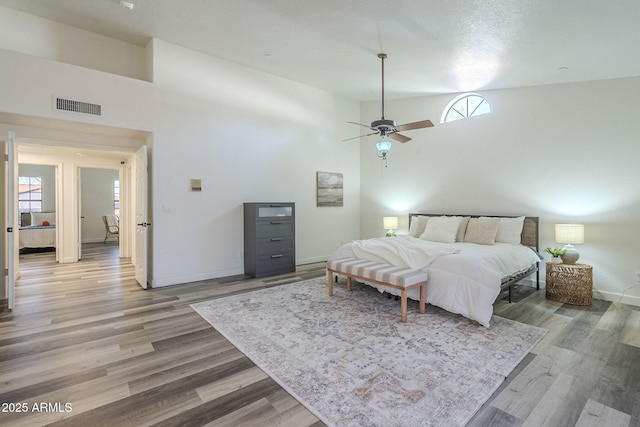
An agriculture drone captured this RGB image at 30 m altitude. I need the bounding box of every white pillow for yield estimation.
[464,217,500,245]
[31,212,56,226]
[495,216,525,244]
[455,216,470,242]
[420,216,462,243]
[408,216,429,237]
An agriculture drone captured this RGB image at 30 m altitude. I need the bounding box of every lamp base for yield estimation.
[560,244,580,264]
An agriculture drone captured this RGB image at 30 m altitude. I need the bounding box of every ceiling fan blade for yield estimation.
[389,132,411,143]
[342,131,379,142]
[395,119,434,132]
[347,121,374,130]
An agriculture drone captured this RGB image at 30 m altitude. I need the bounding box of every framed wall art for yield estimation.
[316,172,343,207]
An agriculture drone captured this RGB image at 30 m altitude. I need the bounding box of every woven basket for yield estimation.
[546,263,592,306]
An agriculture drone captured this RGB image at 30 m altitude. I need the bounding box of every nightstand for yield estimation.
[545,262,593,305]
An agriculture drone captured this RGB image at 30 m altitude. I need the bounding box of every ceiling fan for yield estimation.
[344,53,434,159]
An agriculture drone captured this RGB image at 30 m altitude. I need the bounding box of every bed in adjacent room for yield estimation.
[329,214,541,327]
[19,212,56,252]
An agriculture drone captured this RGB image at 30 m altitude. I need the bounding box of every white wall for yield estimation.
[0,9,361,288]
[0,6,151,81]
[359,76,640,305]
[148,40,360,285]
[81,168,119,243]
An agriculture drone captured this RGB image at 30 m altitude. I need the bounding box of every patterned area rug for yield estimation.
[192,277,546,427]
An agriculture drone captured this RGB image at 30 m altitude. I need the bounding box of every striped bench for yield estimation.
[326,258,428,323]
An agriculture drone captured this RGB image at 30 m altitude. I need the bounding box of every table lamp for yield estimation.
[383,216,398,237]
[555,224,584,264]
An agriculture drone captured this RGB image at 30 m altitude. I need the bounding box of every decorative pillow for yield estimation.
[495,216,525,244]
[464,217,501,245]
[420,216,462,243]
[31,212,56,226]
[455,216,470,242]
[408,216,429,237]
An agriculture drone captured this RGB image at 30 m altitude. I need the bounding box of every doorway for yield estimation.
[17,163,57,259]
[1,115,151,308]
[80,167,120,257]
[17,144,131,264]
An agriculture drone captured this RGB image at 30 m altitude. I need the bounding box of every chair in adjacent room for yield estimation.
[102,214,119,243]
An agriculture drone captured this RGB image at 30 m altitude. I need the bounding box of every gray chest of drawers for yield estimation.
[243,202,295,278]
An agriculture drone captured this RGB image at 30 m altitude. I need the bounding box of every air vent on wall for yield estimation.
[54,97,102,116]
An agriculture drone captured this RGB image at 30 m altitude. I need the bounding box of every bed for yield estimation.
[19,212,56,251]
[329,214,541,327]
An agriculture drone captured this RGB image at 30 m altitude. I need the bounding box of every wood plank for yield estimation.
[576,399,631,427]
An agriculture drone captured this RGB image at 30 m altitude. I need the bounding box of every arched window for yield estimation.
[441,93,490,123]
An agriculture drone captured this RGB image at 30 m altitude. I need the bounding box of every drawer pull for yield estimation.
[271,254,283,258]
[271,237,283,241]
[270,221,282,224]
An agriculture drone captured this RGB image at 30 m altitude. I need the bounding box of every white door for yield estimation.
[134,145,148,289]
[3,132,16,309]
[0,139,5,307]
[76,167,82,260]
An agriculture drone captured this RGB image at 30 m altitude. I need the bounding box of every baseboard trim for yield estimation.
[511,277,540,289]
[151,266,244,288]
[296,256,329,265]
[594,289,640,307]
[516,278,640,307]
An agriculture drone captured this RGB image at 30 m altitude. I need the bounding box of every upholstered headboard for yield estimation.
[20,212,56,227]
[408,213,539,251]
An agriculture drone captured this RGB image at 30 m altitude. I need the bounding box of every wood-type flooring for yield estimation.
[0,244,638,426]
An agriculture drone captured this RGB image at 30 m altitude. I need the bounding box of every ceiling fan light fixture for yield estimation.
[376,139,391,158]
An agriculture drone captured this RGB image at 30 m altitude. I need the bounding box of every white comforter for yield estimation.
[329,235,540,327]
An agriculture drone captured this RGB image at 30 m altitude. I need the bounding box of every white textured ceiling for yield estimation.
[1,0,639,101]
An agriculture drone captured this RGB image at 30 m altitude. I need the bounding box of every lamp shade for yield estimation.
[555,224,584,245]
[383,216,398,230]
[376,140,392,156]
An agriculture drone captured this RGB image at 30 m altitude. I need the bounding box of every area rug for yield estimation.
[191,277,546,427]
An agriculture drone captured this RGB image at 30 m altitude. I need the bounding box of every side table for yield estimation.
[546,262,593,305]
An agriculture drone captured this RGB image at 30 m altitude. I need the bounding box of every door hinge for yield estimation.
[4,154,7,161]
[4,268,8,276]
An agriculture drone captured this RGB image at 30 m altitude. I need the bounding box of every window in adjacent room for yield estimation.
[18,175,43,214]
[441,93,490,123]
[113,180,120,216]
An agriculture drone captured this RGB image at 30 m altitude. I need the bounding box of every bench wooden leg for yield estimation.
[400,289,408,322]
[328,266,427,323]
[419,283,426,314]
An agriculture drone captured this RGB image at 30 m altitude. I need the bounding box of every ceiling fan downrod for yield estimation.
[378,53,387,120]
[372,53,396,132]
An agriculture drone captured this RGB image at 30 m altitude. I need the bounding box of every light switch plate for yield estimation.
[190,179,202,192]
